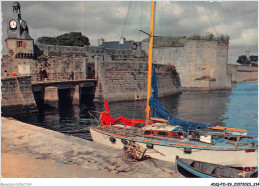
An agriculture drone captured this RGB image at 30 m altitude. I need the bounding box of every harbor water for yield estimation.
[12,82,258,141]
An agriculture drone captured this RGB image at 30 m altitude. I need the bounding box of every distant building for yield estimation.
[249,55,258,67]
[249,55,258,62]
[98,37,142,50]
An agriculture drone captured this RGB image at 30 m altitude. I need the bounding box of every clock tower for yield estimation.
[6,1,34,60]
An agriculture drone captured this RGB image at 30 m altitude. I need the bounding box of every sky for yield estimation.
[1,1,258,63]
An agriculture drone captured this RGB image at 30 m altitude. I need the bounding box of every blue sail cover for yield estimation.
[149,68,215,131]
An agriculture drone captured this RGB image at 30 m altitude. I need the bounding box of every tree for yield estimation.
[237,55,251,65]
[37,32,90,46]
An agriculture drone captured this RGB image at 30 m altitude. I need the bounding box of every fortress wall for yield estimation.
[1,76,37,115]
[29,54,87,79]
[236,65,258,82]
[227,65,258,82]
[211,41,232,89]
[1,56,35,76]
[227,64,238,82]
[143,40,232,90]
[94,61,181,102]
[37,44,144,58]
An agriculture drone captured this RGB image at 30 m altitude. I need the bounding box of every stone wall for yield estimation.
[1,76,37,115]
[94,61,181,102]
[227,64,258,82]
[36,44,146,62]
[1,55,35,76]
[6,39,34,57]
[143,40,232,90]
[32,54,87,77]
[1,53,87,79]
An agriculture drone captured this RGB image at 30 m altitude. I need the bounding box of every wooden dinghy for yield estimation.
[176,156,258,178]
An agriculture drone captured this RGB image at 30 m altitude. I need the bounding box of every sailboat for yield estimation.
[89,1,258,171]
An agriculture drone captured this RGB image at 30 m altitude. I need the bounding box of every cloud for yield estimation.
[172,3,184,15]
[206,22,243,37]
[1,1,258,63]
[231,28,258,46]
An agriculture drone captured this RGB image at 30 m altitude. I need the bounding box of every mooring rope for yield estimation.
[145,155,177,176]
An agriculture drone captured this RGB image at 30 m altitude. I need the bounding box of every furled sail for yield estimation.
[149,68,215,131]
[100,100,145,127]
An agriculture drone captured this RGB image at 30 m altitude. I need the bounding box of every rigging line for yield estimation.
[204,2,218,36]
[153,1,157,70]
[121,1,132,39]
[154,1,157,35]
[157,2,163,63]
[138,2,144,41]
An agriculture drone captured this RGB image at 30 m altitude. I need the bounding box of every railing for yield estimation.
[30,72,93,83]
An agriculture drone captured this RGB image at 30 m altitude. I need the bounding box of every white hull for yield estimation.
[90,127,258,167]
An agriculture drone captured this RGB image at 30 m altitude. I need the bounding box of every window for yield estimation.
[133,43,138,49]
[18,41,23,47]
[144,131,153,135]
[158,131,167,136]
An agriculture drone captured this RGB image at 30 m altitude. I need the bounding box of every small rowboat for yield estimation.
[176,156,258,178]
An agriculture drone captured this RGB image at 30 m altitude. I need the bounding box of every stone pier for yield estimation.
[1,117,183,178]
[32,80,97,108]
[1,76,38,116]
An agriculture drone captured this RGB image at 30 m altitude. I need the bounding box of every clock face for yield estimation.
[10,20,17,29]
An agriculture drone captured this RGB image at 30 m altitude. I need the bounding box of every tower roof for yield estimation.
[12,1,20,8]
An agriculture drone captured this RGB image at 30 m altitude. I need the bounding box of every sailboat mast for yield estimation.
[146,1,155,125]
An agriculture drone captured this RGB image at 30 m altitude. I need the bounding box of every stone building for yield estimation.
[98,37,142,51]
[2,1,34,76]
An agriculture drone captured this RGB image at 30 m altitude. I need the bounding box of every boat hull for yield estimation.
[176,159,215,178]
[89,127,258,167]
[176,157,258,178]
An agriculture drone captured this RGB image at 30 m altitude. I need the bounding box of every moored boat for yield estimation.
[176,156,258,178]
[89,1,258,169]
[90,122,257,167]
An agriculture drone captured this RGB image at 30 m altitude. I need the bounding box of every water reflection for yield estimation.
[223,82,258,140]
[11,83,257,141]
[164,90,232,125]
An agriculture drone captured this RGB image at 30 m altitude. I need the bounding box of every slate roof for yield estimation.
[7,30,32,40]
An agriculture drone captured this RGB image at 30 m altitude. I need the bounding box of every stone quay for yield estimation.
[1,117,184,178]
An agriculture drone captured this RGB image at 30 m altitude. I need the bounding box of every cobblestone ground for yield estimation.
[1,117,183,178]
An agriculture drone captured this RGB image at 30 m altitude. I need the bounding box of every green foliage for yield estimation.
[38,37,57,45]
[37,32,90,46]
[237,55,251,65]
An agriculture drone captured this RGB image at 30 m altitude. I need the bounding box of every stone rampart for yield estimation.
[94,61,181,102]
[227,64,258,82]
[143,40,232,90]
[32,54,87,76]
[37,44,146,61]
[1,76,37,115]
